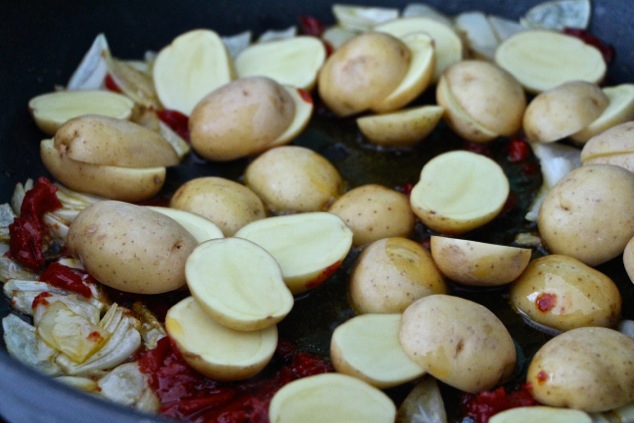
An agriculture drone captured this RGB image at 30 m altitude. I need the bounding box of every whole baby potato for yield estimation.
[170,177,266,236]
[244,145,343,213]
[399,294,516,393]
[189,76,295,161]
[67,201,198,294]
[581,121,634,172]
[510,255,621,332]
[328,184,416,247]
[318,31,411,117]
[349,237,447,314]
[527,327,634,412]
[538,164,634,266]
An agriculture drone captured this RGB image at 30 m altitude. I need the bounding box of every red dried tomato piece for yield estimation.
[299,15,326,37]
[507,138,531,162]
[157,108,190,141]
[104,74,123,92]
[39,262,95,298]
[461,384,540,423]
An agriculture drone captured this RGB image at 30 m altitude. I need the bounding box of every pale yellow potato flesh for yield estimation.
[357,105,444,147]
[430,236,531,286]
[268,373,396,423]
[330,313,425,389]
[409,150,509,234]
[489,406,592,423]
[580,121,634,172]
[148,206,224,242]
[624,236,634,285]
[185,237,294,331]
[495,29,606,93]
[165,296,278,381]
[234,212,353,294]
[572,84,634,143]
[29,90,135,136]
[268,85,314,147]
[235,36,326,91]
[40,139,166,202]
[153,29,234,115]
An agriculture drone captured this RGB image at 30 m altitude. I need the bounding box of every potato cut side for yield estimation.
[572,84,634,143]
[410,150,509,234]
[148,206,224,242]
[489,406,591,423]
[371,32,435,113]
[153,29,234,116]
[330,313,425,389]
[235,212,353,294]
[235,36,326,91]
[580,121,634,172]
[495,30,606,93]
[358,105,443,147]
[268,373,396,423]
[40,139,165,202]
[268,86,314,148]
[430,236,531,286]
[375,16,463,82]
[185,237,294,331]
[29,90,135,136]
[166,296,277,381]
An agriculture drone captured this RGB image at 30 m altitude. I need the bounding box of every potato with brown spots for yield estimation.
[349,237,447,314]
[67,201,198,294]
[328,184,415,247]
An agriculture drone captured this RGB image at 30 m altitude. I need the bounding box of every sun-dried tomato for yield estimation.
[461,383,539,423]
[298,15,326,37]
[104,74,123,92]
[157,109,190,141]
[39,262,95,298]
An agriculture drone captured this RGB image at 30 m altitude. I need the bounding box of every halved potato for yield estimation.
[330,313,425,389]
[572,84,634,143]
[489,406,591,423]
[234,212,353,294]
[153,29,234,115]
[267,86,314,147]
[580,121,634,172]
[185,237,294,331]
[430,236,531,286]
[409,150,510,234]
[268,373,396,423]
[40,139,165,202]
[165,296,277,381]
[357,105,444,147]
[375,16,463,82]
[148,206,224,242]
[495,29,606,93]
[29,90,135,136]
[235,36,326,91]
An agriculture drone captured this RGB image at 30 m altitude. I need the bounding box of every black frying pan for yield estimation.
[0,1,633,422]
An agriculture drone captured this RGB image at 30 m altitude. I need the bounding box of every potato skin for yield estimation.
[170,177,266,236]
[67,201,198,294]
[328,184,415,247]
[510,255,621,332]
[580,121,634,172]
[527,327,634,412]
[349,237,447,314]
[538,164,634,266]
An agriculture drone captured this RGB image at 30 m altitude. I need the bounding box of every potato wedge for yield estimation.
[357,105,443,147]
[572,84,634,143]
[580,121,634,172]
[148,206,224,242]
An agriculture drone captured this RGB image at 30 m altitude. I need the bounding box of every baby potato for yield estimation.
[430,236,531,286]
[349,237,447,314]
[580,121,634,172]
[67,201,198,294]
[318,31,410,117]
[328,184,415,247]
[510,255,621,332]
[523,81,609,143]
[436,60,526,143]
[170,177,265,237]
[189,76,296,161]
[538,164,634,266]
[526,327,634,412]
[399,294,516,393]
[624,236,634,284]
[244,146,343,213]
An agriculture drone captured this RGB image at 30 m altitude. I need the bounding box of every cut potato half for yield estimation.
[40,139,165,202]
[371,32,435,113]
[235,36,326,91]
[410,150,509,234]
[185,237,294,331]
[375,16,463,82]
[572,84,634,143]
[357,105,444,147]
[495,30,606,93]
[28,90,135,136]
[153,29,234,115]
[268,86,314,147]
[430,236,531,286]
[235,212,353,294]
[489,406,591,423]
[165,296,277,381]
[580,121,634,172]
[268,373,396,423]
[148,206,224,242]
[330,313,425,388]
